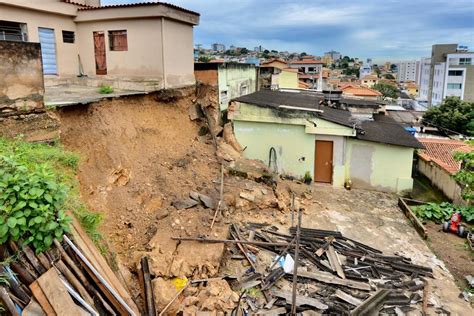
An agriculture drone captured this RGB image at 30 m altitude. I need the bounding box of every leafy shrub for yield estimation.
[453,150,474,201]
[0,157,71,253]
[412,202,474,223]
[99,85,114,94]
[303,171,312,184]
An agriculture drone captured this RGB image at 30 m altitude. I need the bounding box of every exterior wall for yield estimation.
[418,158,467,205]
[431,63,445,105]
[0,41,44,115]
[444,52,474,102]
[289,63,322,74]
[218,64,256,110]
[194,69,218,86]
[278,70,298,89]
[0,3,79,77]
[234,121,315,177]
[346,139,414,193]
[397,60,420,82]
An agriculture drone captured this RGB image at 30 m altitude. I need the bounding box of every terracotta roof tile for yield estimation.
[341,86,382,97]
[77,1,200,16]
[290,59,325,64]
[418,138,473,174]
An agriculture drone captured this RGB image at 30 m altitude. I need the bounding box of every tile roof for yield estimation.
[341,86,382,97]
[290,59,325,64]
[361,75,379,81]
[417,138,472,174]
[76,1,200,16]
[232,90,423,148]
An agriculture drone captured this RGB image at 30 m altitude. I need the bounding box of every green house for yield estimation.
[229,89,424,193]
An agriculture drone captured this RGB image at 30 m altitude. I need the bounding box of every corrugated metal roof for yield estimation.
[77,1,200,16]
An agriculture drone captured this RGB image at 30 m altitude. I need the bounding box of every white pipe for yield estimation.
[63,235,136,316]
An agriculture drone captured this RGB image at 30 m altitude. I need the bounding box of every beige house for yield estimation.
[0,0,200,90]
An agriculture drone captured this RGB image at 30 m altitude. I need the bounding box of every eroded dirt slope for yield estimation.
[58,91,220,268]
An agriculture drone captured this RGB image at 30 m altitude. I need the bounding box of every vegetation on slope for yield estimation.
[0,137,103,252]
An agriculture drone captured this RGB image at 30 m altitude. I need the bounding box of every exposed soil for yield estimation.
[425,222,474,289]
[58,90,220,268]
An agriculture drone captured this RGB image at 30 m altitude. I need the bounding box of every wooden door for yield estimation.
[314,140,333,183]
[93,31,107,75]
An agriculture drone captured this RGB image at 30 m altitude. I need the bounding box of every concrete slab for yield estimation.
[44,84,147,107]
[299,185,472,315]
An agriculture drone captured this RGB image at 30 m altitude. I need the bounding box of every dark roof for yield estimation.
[233,90,423,149]
[358,115,424,149]
[77,1,200,16]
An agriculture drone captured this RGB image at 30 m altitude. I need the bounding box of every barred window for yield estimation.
[108,30,127,51]
[62,30,75,43]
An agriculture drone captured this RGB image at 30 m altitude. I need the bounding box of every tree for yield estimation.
[453,149,473,201]
[271,50,278,54]
[383,73,395,79]
[240,47,249,55]
[373,82,399,99]
[198,56,210,62]
[422,97,474,136]
[300,52,307,57]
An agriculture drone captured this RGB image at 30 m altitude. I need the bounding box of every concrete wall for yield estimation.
[218,64,256,110]
[0,41,44,115]
[418,158,467,205]
[234,120,315,177]
[278,70,298,89]
[346,139,414,193]
[195,69,218,86]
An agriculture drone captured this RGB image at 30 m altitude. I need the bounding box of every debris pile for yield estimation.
[0,218,139,315]
[174,220,435,315]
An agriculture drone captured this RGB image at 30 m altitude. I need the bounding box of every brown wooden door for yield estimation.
[314,140,333,183]
[93,31,107,75]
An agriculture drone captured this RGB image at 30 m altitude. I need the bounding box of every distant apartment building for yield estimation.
[426,44,474,107]
[289,56,324,74]
[397,60,420,82]
[324,50,341,61]
[417,58,431,102]
[212,43,225,52]
[359,63,372,79]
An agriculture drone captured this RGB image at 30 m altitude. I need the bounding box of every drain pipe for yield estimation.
[161,17,167,89]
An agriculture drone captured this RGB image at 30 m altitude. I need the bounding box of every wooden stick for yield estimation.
[291,208,302,315]
[211,164,224,229]
[22,245,47,275]
[231,224,257,271]
[0,286,20,316]
[158,282,188,316]
[172,237,289,247]
[54,260,95,307]
[422,280,430,316]
[141,257,156,316]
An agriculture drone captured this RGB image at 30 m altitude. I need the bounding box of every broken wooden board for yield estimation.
[398,197,427,239]
[255,307,287,315]
[334,289,363,306]
[35,268,85,316]
[351,289,390,316]
[30,281,56,316]
[272,290,328,310]
[326,245,345,279]
[288,269,371,291]
[22,298,46,316]
[68,213,140,315]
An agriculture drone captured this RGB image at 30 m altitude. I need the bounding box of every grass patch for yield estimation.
[99,85,114,94]
[0,137,104,246]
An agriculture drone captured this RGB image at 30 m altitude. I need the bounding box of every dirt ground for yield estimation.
[56,91,472,314]
[425,222,474,289]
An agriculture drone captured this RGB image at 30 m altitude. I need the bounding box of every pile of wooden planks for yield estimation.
[0,217,139,315]
[174,222,434,315]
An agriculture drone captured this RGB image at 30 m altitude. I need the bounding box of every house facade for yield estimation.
[229,90,423,193]
[289,57,324,74]
[0,0,200,90]
[194,62,257,110]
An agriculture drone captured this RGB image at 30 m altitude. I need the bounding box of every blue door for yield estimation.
[38,27,57,75]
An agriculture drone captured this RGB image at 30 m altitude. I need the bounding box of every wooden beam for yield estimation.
[288,269,371,291]
[398,197,427,239]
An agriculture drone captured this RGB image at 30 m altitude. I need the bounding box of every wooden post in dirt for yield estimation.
[291,208,302,315]
[211,164,224,229]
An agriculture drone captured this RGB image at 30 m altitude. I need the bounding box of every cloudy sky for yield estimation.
[102,0,474,62]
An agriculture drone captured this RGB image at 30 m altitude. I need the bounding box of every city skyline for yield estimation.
[103,0,474,63]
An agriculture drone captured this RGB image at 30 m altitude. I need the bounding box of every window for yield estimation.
[459,58,472,65]
[0,20,27,41]
[448,70,463,76]
[308,67,315,72]
[108,30,127,51]
[62,30,75,43]
[447,83,462,89]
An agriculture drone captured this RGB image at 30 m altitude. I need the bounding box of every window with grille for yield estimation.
[108,30,127,51]
[62,30,75,43]
[0,20,27,41]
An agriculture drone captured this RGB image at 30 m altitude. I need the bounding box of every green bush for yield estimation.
[0,157,71,253]
[303,171,312,184]
[412,202,474,223]
[99,85,114,94]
